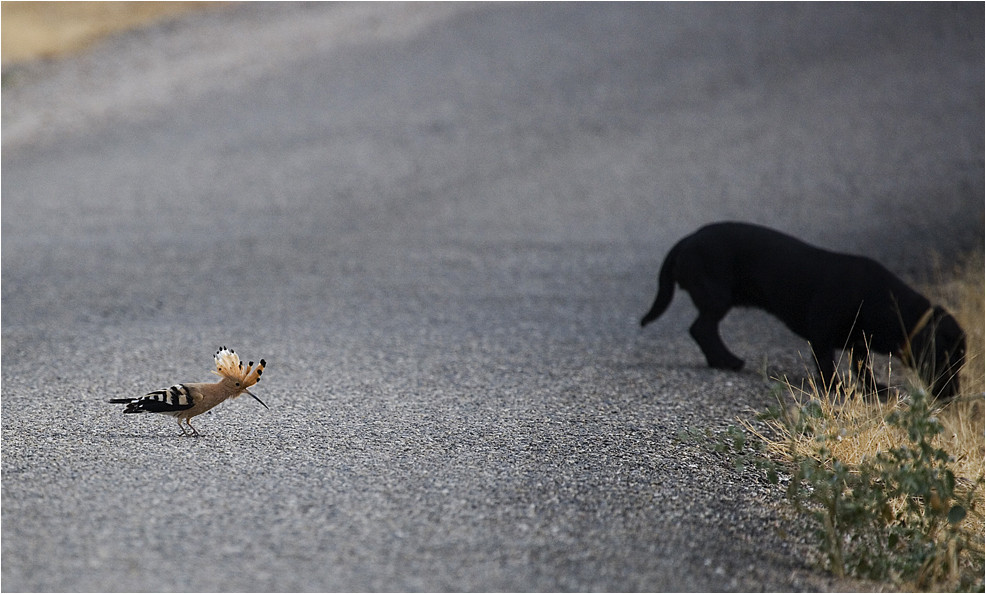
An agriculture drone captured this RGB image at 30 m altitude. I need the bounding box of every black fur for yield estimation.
[640,222,966,399]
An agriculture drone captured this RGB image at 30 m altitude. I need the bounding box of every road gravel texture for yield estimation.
[2,3,983,592]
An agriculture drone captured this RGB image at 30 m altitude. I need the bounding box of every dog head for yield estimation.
[908,306,966,400]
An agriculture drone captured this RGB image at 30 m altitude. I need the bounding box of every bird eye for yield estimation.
[236,382,241,387]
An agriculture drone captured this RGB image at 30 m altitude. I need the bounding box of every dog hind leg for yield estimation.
[690,313,744,371]
[682,273,744,371]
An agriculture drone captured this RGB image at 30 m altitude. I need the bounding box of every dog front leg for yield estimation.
[813,348,838,392]
[690,314,744,371]
[850,348,884,397]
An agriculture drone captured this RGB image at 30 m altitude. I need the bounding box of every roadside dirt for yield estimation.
[1,1,224,66]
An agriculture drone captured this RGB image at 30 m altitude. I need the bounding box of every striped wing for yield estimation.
[121,385,196,414]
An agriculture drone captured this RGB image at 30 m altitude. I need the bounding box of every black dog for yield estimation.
[640,222,966,399]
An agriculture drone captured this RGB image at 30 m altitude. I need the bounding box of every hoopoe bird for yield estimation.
[109,347,268,436]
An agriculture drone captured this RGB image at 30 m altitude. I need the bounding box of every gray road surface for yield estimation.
[2,3,983,591]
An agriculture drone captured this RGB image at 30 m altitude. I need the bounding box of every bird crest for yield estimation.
[212,346,265,388]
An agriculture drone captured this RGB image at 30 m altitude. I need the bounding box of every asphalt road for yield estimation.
[2,3,982,591]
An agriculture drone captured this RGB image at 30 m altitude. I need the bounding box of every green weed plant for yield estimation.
[717,383,984,591]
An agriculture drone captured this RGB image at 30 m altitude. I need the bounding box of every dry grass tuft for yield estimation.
[932,252,985,486]
[743,252,984,590]
[753,251,984,480]
[1,1,225,66]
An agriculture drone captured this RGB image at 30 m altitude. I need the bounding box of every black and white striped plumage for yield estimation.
[110,384,195,415]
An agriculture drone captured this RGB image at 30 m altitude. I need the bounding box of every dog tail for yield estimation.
[640,242,679,327]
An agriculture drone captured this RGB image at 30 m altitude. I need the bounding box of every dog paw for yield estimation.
[709,357,745,372]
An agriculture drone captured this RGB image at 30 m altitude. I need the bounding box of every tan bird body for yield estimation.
[110,347,268,436]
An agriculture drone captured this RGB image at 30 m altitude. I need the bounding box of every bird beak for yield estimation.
[244,388,269,410]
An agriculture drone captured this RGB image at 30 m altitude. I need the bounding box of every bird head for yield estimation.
[212,347,269,409]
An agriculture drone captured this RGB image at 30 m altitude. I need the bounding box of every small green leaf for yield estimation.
[804,399,824,418]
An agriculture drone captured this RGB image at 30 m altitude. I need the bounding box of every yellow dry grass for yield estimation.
[744,252,985,588]
[935,252,985,516]
[750,253,983,473]
[1,1,226,66]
